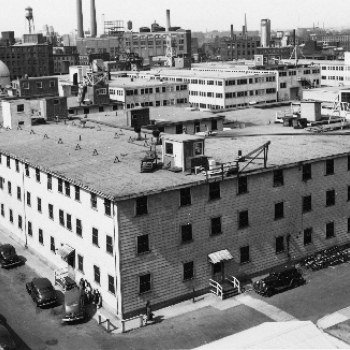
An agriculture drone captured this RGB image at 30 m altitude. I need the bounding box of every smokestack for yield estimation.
[90,0,97,38]
[76,0,84,38]
[242,26,245,36]
[166,9,171,31]
[230,25,234,60]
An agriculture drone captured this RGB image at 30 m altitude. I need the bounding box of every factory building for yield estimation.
[1,122,350,318]
[108,76,188,109]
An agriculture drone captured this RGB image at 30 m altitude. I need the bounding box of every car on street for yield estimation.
[26,277,57,307]
[0,325,16,350]
[62,287,85,323]
[0,244,21,268]
[253,264,305,297]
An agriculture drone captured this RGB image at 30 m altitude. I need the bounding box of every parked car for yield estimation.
[26,278,57,307]
[62,287,85,323]
[0,244,21,268]
[253,264,305,297]
[0,325,16,350]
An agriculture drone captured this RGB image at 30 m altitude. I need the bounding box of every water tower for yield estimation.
[25,6,35,34]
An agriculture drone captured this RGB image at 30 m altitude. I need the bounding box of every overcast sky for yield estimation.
[1,0,349,37]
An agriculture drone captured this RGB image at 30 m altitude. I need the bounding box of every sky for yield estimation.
[1,0,349,37]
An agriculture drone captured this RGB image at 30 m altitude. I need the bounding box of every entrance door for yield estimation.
[212,262,224,282]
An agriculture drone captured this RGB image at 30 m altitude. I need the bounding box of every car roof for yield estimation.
[65,288,82,304]
[0,244,14,251]
[32,277,53,288]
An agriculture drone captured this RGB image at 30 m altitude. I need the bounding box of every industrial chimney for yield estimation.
[76,0,84,38]
[90,0,97,38]
[166,9,171,31]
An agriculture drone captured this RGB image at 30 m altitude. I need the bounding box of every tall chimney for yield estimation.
[230,25,234,60]
[90,0,97,37]
[76,0,84,38]
[166,9,171,31]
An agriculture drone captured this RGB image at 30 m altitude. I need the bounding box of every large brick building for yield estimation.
[1,121,350,318]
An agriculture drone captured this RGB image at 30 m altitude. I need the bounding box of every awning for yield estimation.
[56,244,75,260]
[208,249,233,264]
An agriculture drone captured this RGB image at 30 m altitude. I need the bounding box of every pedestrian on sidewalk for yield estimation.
[145,301,153,321]
[55,115,59,124]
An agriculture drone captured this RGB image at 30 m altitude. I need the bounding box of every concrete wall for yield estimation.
[19,78,59,99]
[1,100,31,129]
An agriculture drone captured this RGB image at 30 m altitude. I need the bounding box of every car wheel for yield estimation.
[266,289,274,297]
[26,284,31,294]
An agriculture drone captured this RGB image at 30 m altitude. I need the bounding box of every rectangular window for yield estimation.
[325,159,334,175]
[139,273,151,294]
[302,195,312,212]
[26,191,31,206]
[183,261,194,280]
[136,197,148,216]
[302,163,312,181]
[48,204,54,220]
[91,193,97,209]
[50,236,55,252]
[348,186,350,202]
[209,182,220,200]
[94,265,100,284]
[0,177,2,190]
[8,181,11,195]
[17,187,21,201]
[304,228,312,245]
[92,227,99,246]
[9,209,13,223]
[58,179,63,193]
[275,202,284,220]
[181,224,192,242]
[18,215,22,229]
[238,210,249,228]
[78,255,84,272]
[273,169,284,187]
[108,275,115,294]
[165,143,173,155]
[276,236,285,253]
[25,164,29,177]
[75,186,80,201]
[104,199,112,216]
[211,217,222,235]
[237,176,248,194]
[7,156,10,168]
[326,189,335,206]
[326,222,335,239]
[137,234,149,253]
[66,214,72,230]
[65,181,70,197]
[15,160,19,172]
[180,188,191,206]
[47,174,52,190]
[106,235,113,254]
[59,209,65,226]
[37,197,42,212]
[28,221,33,236]
[348,218,350,233]
[1,204,4,217]
[76,219,82,237]
[36,168,40,182]
[240,246,250,264]
[39,229,43,244]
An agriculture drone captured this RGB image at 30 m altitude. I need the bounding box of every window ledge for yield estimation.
[240,261,250,265]
[181,239,194,245]
[238,225,249,230]
[179,203,192,208]
[208,197,221,202]
[139,290,152,295]
[324,173,334,176]
[210,232,222,236]
[183,278,195,282]
[93,243,100,248]
[326,236,335,240]
[237,191,249,196]
[137,250,151,256]
[275,250,286,255]
[274,217,284,221]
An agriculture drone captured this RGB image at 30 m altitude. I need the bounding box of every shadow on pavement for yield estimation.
[0,314,31,350]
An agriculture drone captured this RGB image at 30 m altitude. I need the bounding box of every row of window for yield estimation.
[125,98,188,109]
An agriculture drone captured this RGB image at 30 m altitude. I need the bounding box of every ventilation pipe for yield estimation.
[90,0,97,38]
[76,0,84,38]
[166,9,171,31]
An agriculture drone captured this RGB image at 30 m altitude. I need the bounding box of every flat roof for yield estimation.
[162,134,205,142]
[109,77,185,88]
[150,107,224,124]
[1,117,350,202]
[146,69,274,79]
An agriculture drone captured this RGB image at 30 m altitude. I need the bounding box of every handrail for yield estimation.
[227,275,241,293]
[209,278,223,300]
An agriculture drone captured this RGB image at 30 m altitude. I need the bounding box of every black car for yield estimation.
[0,244,21,268]
[253,264,305,297]
[26,278,57,307]
[62,287,85,323]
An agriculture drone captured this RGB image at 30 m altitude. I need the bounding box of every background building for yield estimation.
[260,19,271,48]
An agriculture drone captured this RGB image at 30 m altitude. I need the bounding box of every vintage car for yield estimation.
[253,264,305,297]
[26,277,57,307]
[62,287,85,323]
[0,244,21,268]
[0,325,16,350]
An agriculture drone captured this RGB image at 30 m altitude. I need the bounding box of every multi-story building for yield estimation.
[11,77,59,99]
[52,47,79,75]
[1,122,350,319]
[109,77,188,109]
[131,69,277,110]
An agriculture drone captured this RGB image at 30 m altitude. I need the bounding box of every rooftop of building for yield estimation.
[109,77,186,88]
[1,109,350,201]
